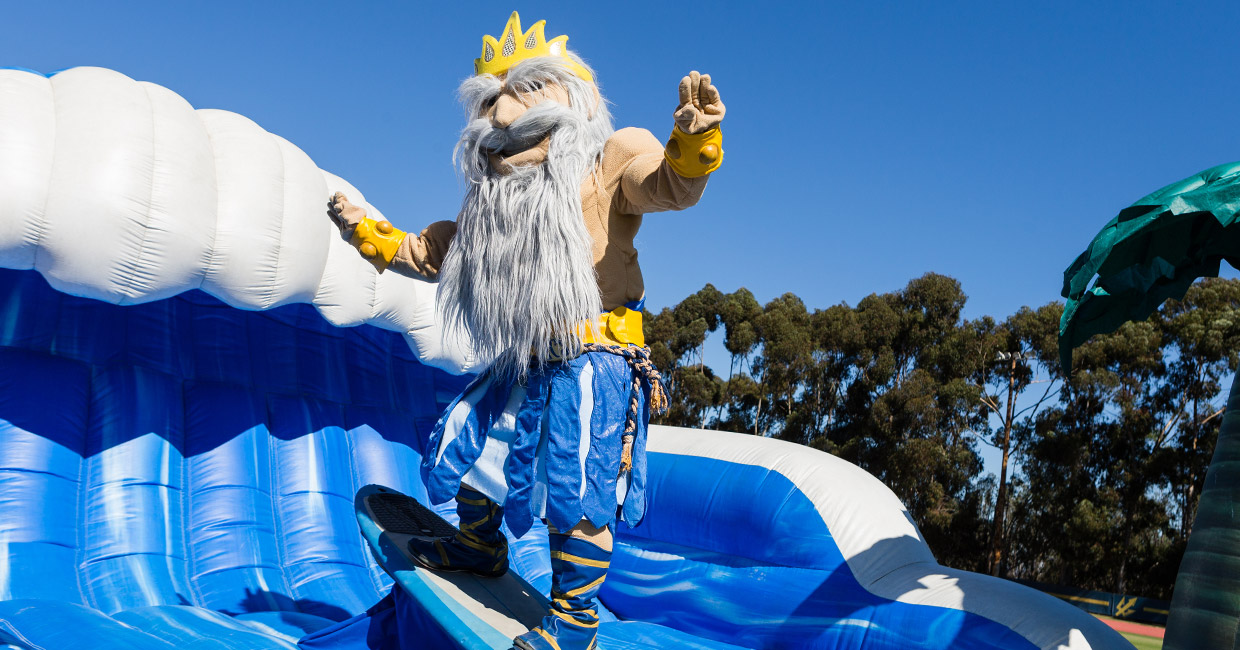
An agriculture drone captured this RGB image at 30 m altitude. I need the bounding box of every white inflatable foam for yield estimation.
[0,67,474,374]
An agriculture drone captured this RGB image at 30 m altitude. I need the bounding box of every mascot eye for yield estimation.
[527,80,544,91]
[484,95,498,110]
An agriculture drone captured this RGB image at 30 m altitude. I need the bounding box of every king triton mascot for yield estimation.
[329,12,725,650]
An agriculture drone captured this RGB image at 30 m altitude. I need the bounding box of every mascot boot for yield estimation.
[408,484,509,578]
[514,523,611,650]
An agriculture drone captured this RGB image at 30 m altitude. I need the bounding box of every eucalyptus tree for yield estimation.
[1060,160,1240,647]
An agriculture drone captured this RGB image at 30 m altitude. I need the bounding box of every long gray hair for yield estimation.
[437,56,614,381]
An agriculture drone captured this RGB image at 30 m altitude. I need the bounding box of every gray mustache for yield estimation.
[466,101,580,156]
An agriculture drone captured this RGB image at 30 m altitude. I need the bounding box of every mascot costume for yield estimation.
[329,12,725,650]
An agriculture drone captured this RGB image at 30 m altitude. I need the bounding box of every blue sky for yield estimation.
[7,1,1240,472]
[7,1,1240,319]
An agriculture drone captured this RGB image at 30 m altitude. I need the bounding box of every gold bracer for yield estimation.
[664,126,723,178]
[350,217,405,272]
[579,306,645,347]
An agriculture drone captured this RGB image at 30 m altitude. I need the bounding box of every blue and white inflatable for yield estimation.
[0,67,1127,650]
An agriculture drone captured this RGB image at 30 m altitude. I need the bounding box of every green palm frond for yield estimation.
[1060,160,1240,371]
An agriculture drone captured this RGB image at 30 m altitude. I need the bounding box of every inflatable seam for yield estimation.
[29,75,56,271]
[345,426,389,599]
[119,82,160,306]
[265,134,287,310]
[267,407,296,613]
[0,467,72,481]
[192,562,284,580]
[198,115,223,290]
[862,558,937,592]
[279,137,330,304]
[368,273,380,323]
[81,550,185,566]
[181,396,206,610]
[0,620,38,649]
[74,374,93,610]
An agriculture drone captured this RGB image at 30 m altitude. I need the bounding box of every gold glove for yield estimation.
[350,217,405,272]
[664,126,723,178]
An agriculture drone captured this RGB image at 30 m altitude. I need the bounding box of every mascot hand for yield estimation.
[328,191,366,239]
[673,71,725,135]
[329,191,407,272]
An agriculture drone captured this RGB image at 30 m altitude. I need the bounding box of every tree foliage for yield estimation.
[644,276,1240,598]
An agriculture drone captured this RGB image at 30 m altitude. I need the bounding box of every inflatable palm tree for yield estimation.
[1061,160,1240,649]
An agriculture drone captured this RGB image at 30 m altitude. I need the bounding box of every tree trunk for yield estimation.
[1185,399,1199,536]
[988,355,1017,577]
[1164,375,1240,649]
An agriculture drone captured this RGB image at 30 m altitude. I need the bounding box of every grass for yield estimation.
[1118,631,1162,650]
[1093,616,1163,650]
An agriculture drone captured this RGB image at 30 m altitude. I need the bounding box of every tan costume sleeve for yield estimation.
[390,220,457,280]
[608,127,710,215]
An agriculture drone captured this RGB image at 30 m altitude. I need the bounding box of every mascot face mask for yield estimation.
[455,60,606,177]
[481,80,571,171]
[455,12,604,176]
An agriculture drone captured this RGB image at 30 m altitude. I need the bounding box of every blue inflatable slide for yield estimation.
[0,67,1128,650]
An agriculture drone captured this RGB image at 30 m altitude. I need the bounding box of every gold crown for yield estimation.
[474,12,593,82]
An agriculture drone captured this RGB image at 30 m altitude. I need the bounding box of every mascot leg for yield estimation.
[515,521,611,650]
[408,484,509,578]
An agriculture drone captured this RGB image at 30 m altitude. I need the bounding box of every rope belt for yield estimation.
[581,342,669,474]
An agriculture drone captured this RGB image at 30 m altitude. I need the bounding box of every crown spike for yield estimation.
[502,11,522,35]
[473,12,593,82]
[526,21,546,50]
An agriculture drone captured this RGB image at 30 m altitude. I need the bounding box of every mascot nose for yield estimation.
[491,94,525,129]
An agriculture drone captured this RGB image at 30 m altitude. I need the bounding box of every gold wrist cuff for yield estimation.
[350,217,405,272]
[664,126,723,178]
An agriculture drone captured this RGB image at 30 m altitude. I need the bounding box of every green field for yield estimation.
[1119,631,1161,650]
[1091,615,1163,650]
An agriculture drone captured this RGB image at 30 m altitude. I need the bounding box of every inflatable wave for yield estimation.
[0,66,473,374]
[0,67,1127,649]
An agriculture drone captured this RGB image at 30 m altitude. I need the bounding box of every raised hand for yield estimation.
[327,191,366,239]
[673,71,725,135]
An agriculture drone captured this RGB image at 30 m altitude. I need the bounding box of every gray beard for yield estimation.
[437,118,607,381]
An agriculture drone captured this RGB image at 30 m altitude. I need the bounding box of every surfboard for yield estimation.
[355,484,550,650]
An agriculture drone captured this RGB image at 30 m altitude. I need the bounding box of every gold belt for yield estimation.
[578,306,644,347]
[541,307,645,361]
